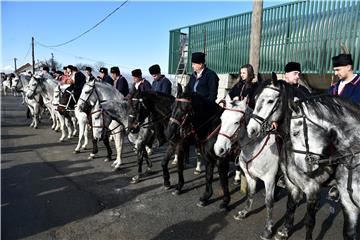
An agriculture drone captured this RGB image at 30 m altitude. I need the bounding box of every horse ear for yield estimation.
[271,72,277,84]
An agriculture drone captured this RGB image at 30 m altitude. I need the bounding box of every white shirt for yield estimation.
[338,75,356,94]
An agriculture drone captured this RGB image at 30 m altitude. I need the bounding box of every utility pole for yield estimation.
[249,0,263,81]
[14,58,17,73]
[51,53,54,69]
[32,37,35,73]
[240,0,263,194]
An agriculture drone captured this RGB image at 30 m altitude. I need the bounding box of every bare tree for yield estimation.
[93,61,106,71]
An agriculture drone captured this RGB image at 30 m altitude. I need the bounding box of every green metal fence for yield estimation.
[169,0,360,75]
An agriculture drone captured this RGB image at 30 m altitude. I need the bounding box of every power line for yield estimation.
[36,42,135,70]
[36,0,129,48]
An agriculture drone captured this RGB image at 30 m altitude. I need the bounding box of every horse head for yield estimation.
[166,93,194,142]
[247,75,287,138]
[26,76,43,99]
[128,91,149,134]
[77,80,96,111]
[214,94,248,157]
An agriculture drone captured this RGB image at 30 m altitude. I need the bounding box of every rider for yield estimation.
[84,66,96,81]
[271,62,310,188]
[326,53,360,201]
[111,66,129,97]
[99,67,114,85]
[148,64,172,147]
[329,53,360,105]
[66,65,86,102]
[149,64,172,95]
[228,63,258,185]
[130,69,151,95]
[185,52,219,102]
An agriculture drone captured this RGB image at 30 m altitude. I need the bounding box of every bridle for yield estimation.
[250,86,282,135]
[218,103,246,145]
[169,98,194,138]
[78,81,97,108]
[58,89,76,112]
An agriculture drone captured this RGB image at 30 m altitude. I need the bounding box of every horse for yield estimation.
[128,91,192,190]
[52,85,76,141]
[166,92,238,209]
[246,77,360,240]
[11,74,44,129]
[213,95,280,239]
[2,74,18,96]
[77,79,151,172]
[25,75,59,130]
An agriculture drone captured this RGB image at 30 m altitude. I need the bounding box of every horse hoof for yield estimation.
[196,201,206,208]
[163,184,171,190]
[112,167,121,172]
[59,139,64,142]
[73,150,80,154]
[274,228,288,240]
[172,189,182,195]
[219,202,229,210]
[234,210,248,220]
[194,170,201,175]
[171,159,178,165]
[104,158,112,162]
[130,175,141,184]
[260,229,272,240]
[81,147,87,150]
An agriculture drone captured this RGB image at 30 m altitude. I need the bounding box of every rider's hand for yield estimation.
[271,122,278,130]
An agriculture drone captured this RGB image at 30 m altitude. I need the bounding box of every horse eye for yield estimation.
[234,121,240,125]
[268,100,274,104]
[85,90,90,94]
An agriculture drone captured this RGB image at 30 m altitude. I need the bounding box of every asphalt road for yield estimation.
[1,94,354,240]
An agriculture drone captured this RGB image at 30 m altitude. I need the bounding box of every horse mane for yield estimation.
[257,79,360,122]
[95,81,124,100]
[140,91,175,114]
[299,94,360,122]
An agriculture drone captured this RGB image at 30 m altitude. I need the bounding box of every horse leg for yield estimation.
[234,172,257,219]
[103,133,112,162]
[57,113,66,142]
[131,148,144,184]
[260,176,276,240]
[217,159,230,210]
[71,116,77,136]
[173,144,185,195]
[197,159,214,207]
[161,145,175,189]
[111,131,124,170]
[275,186,302,240]
[64,116,73,139]
[74,119,85,153]
[337,164,359,239]
[194,149,202,174]
[89,137,98,159]
[304,191,320,240]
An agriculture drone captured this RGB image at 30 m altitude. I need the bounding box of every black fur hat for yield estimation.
[42,66,49,72]
[132,69,142,77]
[110,66,120,75]
[85,66,92,72]
[191,52,206,64]
[99,67,108,74]
[332,54,353,68]
[149,64,161,75]
[285,62,301,73]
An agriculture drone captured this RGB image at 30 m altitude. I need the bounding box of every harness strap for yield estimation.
[244,133,271,179]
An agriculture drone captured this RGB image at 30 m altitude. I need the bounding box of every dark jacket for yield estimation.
[130,79,151,97]
[73,71,86,101]
[228,80,258,109]
[328,74,360,105]
[151,75,172,95]
[102,75,114,85]
[115,75,129,97]
[185,67,219,102]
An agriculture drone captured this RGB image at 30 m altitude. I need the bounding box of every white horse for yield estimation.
[25,75,58,130]
[77,80,127,170]
[213,95,280,240]
[2,75,18,96]
[247,78,360,240]
[52,85,76,141]
[11,74,43,128]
